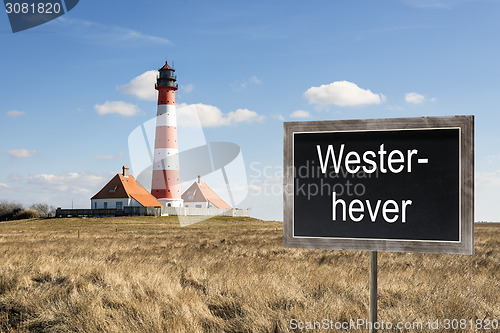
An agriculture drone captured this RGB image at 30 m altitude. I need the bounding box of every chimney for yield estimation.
[122,166,129,177]
[197,175,201,184]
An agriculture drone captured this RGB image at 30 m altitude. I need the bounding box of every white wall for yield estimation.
[157,198,184,208]
[161,206,250,217]
[183,201,209,208]
[91,198,142,209]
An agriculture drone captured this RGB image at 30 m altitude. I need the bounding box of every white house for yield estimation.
[91,166,162,209]
[181,176,232,209]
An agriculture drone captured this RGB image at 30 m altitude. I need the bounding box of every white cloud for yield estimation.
[290,110,312,119]
[50,17,172,45]
[272,114,285,121]
[476,170,500,221]
[405,92,437,104]
[476,170,500,189]
[0,183,9,189]
[28,172,106,193]
[227,108,265,124]
[3,171,110,208]
[250,76,262,84]
[486,154,500,163]
[94,101,141,117]
[8,174,23,181]
[304,81,386,106]
[181,84,194,94]
[231,75,263,90]
[93,152,124,160]
[405,92,426,104]
[248,184,262,193]
[6,110,25,118]
[119,70,157,101]
[177,103,265,127]
[7,149,37,158]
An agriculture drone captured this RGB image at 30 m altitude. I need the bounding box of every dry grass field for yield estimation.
[0,217,498,332]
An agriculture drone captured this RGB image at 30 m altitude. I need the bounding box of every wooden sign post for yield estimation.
[370,251,377,332]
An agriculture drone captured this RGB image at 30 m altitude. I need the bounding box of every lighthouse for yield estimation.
[151,60,183,207]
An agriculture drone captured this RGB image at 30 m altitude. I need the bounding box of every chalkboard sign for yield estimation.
[283,116,474,254]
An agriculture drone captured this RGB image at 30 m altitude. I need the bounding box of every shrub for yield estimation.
[0,201,49,221]
[13,209,40,220]
[30,203,56,218]
[0,201,23,221]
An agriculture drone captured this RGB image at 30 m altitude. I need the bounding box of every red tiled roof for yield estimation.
[181,181,232,209]
[91,174,162,207]
[160,61,173,70]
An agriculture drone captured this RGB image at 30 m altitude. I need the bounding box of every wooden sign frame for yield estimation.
[283,116,474,255]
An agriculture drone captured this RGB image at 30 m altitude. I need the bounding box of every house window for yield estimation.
[104,202,108,209]
[116,202,123,210]
[94,202,97,209]
[196,204,202,208]
[109,189,115,193]
[187,194,194,200]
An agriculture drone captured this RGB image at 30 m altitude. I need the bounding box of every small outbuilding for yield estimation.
[181,176,232,209]
[91,166,162,209]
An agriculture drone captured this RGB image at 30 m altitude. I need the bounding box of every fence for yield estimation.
[160,207,250,217]
[55,207,250,218]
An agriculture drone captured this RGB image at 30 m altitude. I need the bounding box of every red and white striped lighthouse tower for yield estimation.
[151,60,183,207]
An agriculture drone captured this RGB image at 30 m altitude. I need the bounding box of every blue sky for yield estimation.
[1,0,499,221]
